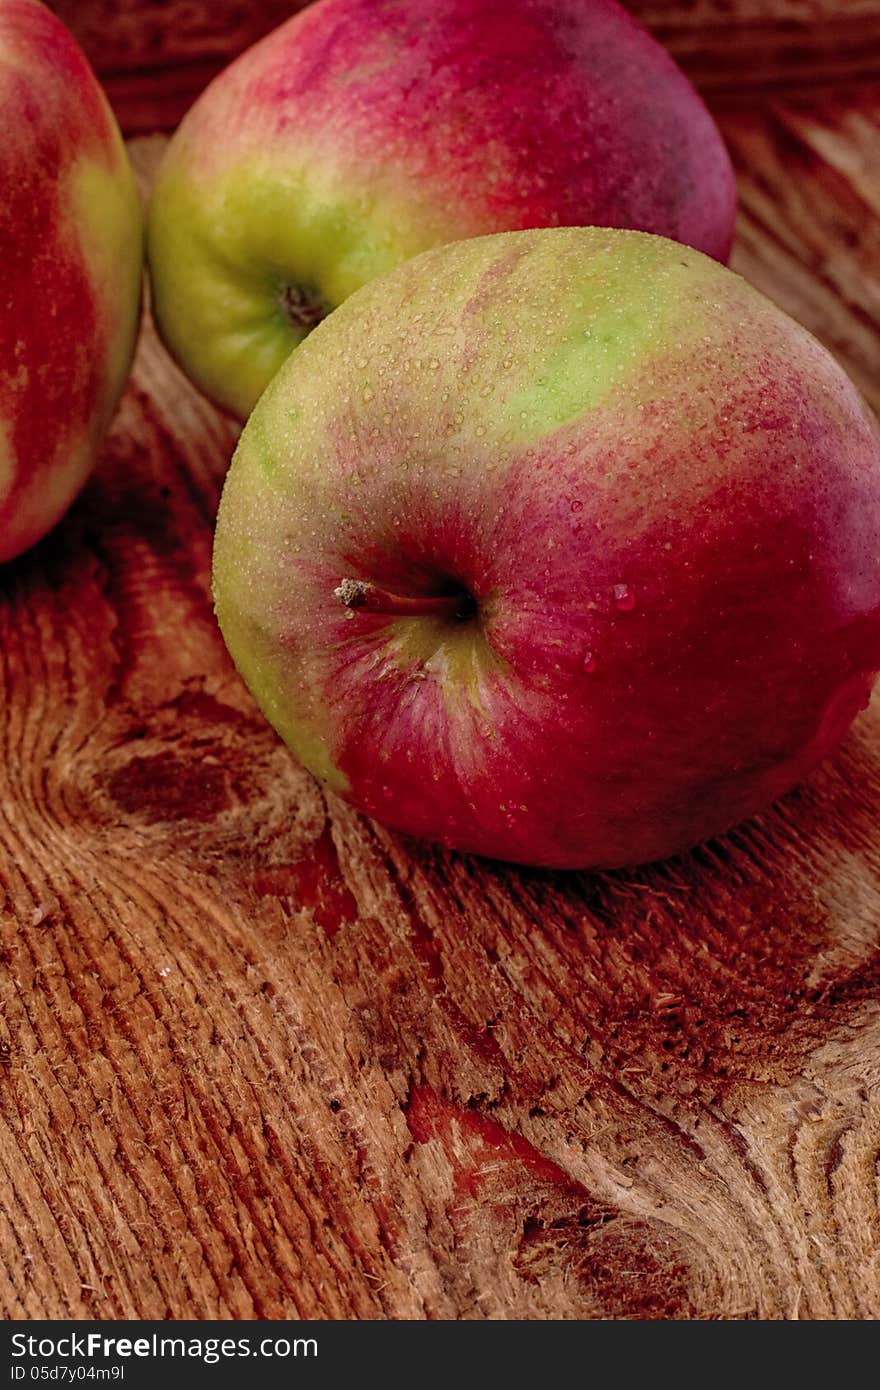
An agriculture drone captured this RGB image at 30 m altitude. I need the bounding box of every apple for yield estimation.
[147,0,735,421]
[0,0,143,564]
[212,226,880,870]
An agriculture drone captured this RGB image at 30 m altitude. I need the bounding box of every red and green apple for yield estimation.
[147,0,735,420]
[213,227,880,869]
[0,0,143,564]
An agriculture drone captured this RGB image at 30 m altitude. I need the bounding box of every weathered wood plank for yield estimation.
[630,1,880,94]
[48,0,308,134]
[723,90,880,414]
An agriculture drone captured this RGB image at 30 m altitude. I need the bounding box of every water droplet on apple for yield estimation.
[570,499,583,513]
[613,583,636,612]
[582,650,597,673]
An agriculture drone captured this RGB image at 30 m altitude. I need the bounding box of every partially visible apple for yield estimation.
[213,227,880,870]
[0,0,142,564]
[147,0,735,421]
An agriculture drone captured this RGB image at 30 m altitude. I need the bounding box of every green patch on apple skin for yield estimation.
[501,236,699,438]
[68,135,143,425]
[147,154,441,420]
[213,424,350,793]
[147,167,297,420]
[214,581,350,794]
[0,418,12,508]
[378,607,507,709]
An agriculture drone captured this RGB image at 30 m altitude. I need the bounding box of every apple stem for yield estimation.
[334,578,471,620]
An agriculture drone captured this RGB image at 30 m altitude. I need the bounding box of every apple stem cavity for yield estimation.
[278,281,328,333]
[334,578,475,621]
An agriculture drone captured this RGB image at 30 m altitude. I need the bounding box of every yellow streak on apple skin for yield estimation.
[68,128,144,432]
[0,408,94,564]
[0,414,14,510]
[0,334,94,565]
[211,505,351,795]
[10,436,94,560]
[0,141,142,564]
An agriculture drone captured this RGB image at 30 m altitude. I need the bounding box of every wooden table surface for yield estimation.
[3,2,880,1320]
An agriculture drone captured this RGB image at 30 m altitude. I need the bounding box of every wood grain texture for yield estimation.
[2,91,880,1320]
[44,1,880,133]
[47,0,310,135]
[628,1,880,95]
[722,90,880,416]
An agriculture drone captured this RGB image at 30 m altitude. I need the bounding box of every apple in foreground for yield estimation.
[0,0,142,565]
[147,0,735,421]
[212,227,880,870]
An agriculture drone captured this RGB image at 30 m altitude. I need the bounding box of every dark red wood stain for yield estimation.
[251,823,358,935]
[406,1082,592,1195]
